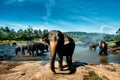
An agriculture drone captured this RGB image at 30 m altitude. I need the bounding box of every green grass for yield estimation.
[0,41,11,45]
[0,40,27,45]
[17,41,27,45]
[84,71,102,80]
[107,41,116,46]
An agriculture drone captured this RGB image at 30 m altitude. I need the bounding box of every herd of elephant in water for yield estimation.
[13,40,108,57]
[13,41,49,56]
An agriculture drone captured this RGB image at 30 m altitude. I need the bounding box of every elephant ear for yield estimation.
[42,33,49,44]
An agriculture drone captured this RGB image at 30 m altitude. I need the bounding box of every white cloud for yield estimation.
[3,0,27,4]
[100,25,117,34]
[43,0,55,23]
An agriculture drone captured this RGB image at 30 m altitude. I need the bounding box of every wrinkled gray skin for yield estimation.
[42,30,75,73]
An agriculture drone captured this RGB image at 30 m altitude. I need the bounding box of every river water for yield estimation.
[0,45,120,64]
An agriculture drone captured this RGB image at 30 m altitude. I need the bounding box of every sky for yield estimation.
[0,0,120,34]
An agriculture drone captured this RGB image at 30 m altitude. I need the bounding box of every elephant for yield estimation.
[89,43,99,50]
[27,41,48,56]
[12,42,17,46]
[15,45,28,55]
[42,43,49,52]
[99,42,108,55]
[27,41,38,56]
[36,42,48,53]
[42,30,75,73]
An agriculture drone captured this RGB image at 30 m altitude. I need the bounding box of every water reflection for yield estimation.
[99,56,108,64]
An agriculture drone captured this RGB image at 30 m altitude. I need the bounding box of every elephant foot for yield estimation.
[50,66,56,73]
[51,68,56,74]
[59,67,63,71]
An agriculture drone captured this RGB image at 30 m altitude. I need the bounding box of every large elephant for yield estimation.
[42,30,75,73]
[89,43,99,50]
[99,42,108,55]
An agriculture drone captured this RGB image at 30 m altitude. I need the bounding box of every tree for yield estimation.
[116,28,120,35]
[4,26,10,32]
[114,28,120,41]
[42,29,48,36]
[38,29,42,38]
[33,29,39,38]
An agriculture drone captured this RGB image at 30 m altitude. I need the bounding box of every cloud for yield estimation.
[2,0,27,4]
[0,21,29,31]
[100,25,116,34]
[43,0,55,24]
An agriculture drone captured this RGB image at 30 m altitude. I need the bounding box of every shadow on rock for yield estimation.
[56,61,88,75]
[70,61,88,74]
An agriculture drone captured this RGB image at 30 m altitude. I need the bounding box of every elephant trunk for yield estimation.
[50,41,58,73]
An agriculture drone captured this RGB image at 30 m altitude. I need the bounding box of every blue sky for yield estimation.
[0,0,120,34]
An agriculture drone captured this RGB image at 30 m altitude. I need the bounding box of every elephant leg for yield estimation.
[15,51,18,55]
[21,48,25,55]
[66,56,73,70]
[32,50,34,56]
[27,49,31,56]
[58,55,63,71]
[69,56,73,66]
[66,56,70,65]
[29,51,32,56]
[36,50,38,56]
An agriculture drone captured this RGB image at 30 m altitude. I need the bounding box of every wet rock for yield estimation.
[108,46,120,54]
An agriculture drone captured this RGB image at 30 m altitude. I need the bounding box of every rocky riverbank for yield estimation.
[0,61,120,80]
[108,46,120,54]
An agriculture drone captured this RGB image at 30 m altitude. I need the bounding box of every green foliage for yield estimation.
[0,26,48,40]
[1,26,119,43]
[84,71,102,80]
[65,32,112,43]
[116,28,120,35]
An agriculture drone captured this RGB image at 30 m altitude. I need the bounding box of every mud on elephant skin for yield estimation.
[42,30,75,73]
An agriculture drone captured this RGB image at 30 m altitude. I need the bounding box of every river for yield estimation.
[0,45,120,64]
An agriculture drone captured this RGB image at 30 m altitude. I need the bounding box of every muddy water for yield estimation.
[0,45,120,64]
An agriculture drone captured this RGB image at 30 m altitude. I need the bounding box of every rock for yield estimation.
[0,61,120,80]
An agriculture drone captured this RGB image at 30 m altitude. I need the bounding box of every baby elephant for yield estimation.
[42,30,75,73]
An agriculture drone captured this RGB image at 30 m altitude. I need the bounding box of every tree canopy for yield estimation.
[0,26,119,43]
[0,26,48,40]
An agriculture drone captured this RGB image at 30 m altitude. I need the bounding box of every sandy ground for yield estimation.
[0,61,120,80]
